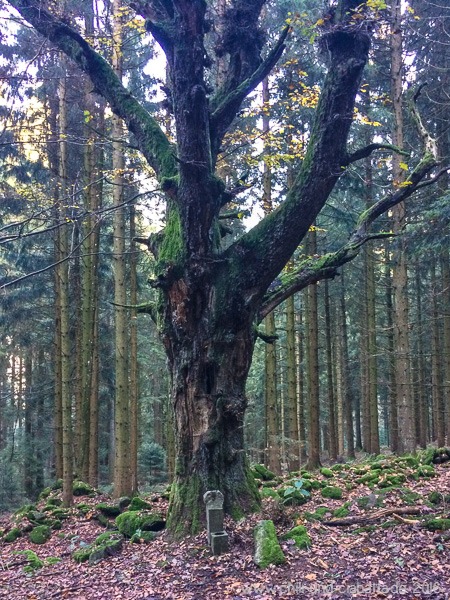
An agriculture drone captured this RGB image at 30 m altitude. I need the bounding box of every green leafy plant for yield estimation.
[282,479,310,504]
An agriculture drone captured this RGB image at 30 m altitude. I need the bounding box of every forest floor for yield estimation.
[1,453,450,600]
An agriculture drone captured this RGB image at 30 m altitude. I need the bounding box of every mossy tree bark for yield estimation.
[9,0,442,534]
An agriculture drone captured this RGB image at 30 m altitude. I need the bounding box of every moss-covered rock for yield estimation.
[261,481,277,488]
[428,491,442,504]
[72,532,124,564]
[251,464,276,481]
[48,508,70,520]
[29,525,51,544]
[282,525,311,549]
[253,520,286,568]
[304,506,332,521]
[76,503,91,514]
[333,502,351,518]
[320,468,334,478]
[128,497,152,512]
[3,527,22,543]
[331,464,345,472]
[356,470,380,485]
[73,481,96,497]
[321,486,343,500]
[38,487,52,500]
[14,504,36,517]
[309,479,322,490]
[130,531,157,544]
[44,497,62,508]
[428,491,450,505]
[260,487,279,499]
[27,511,49,525]
[115,511,166,538]
[424,519,450,532]
[377,473,406,488]
[96,503,121,517]
[117,496,131,511]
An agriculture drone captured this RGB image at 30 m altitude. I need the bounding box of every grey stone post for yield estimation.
[203,490,229,555]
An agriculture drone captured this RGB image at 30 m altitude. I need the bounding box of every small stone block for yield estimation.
[206,507,224,543]
[210,531,229,555]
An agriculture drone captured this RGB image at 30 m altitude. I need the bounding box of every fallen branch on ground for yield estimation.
[323,507,424,527]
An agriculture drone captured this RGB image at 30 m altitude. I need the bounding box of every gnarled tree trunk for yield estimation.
[8,0,441,536]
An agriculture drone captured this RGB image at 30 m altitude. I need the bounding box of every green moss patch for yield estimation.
[304,506,332,521]
[321,486,343,500]
[320,468,334,478]
[128,497,153,511]
[73,532,124,564]
[377,474,406,488]
[282,525,311,549]
[415,465,436,478]
[260,488,279,499]
[130,531,157,544]
[96,502,122,517]
[428,491,450,505]
[251,464,276,481]
[115,511,165,538]
[73,481,96,497]
[253,520,286,568]
[333,502,351,518]
[424,519,450,532]
[29,525,51,544]
[3,527,22,543]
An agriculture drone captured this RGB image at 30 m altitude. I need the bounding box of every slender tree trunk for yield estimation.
[339,272,355,458]
[261,76,280,474]
[306,229,321,469]
[129,203,139,494]
[334,310,345,456]
[430,262,445,446]
[265,312,280,473]
[364,152,379,454]
[442,254,450,444]
[415,262,427,448]
[24,353,34,499]
[58,63,74,507]
[391,0,414,453]
[324,280,337,460]
[112,0,131,498]
[385,247,399,452]
[296,308,307,463]
[286,295,299,470]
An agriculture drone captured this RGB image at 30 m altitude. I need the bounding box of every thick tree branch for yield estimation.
[6,0,176,182]
[225,15,372,303]
[346,143,409,165]
[210,26,289,159]
[258,151,439,321]
[127,0,175,51]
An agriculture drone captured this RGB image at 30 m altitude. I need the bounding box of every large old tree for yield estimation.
[6,0,444,534]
